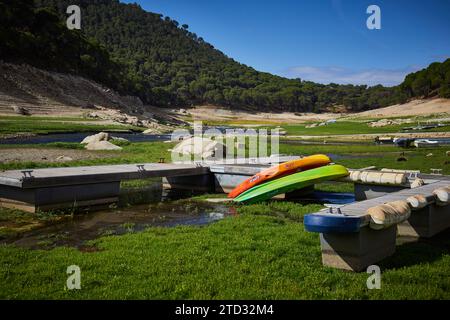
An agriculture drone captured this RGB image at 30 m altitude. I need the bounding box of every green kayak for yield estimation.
[233,164,349,204]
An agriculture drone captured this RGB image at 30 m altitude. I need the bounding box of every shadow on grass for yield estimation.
[379,228,450,270]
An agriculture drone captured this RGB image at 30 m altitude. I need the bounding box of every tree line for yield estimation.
[2,0,449,112]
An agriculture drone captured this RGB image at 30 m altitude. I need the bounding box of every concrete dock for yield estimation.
[0,164,209,212]
[306,180,450,271]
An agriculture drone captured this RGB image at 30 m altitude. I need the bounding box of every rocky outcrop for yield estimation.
[369,118,413,128]
[12,105,31,115]
[81,132,109,144]
[171,137,226,160]
[81,132,123,150]
[85,141,122,151]
[0,62,183,133]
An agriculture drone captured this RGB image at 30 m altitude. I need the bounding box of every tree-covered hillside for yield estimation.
[401,60,450,100]
[2,0,449,112]
[0,0,130,92]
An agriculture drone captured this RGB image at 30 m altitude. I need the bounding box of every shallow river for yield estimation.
[1,185,354,250]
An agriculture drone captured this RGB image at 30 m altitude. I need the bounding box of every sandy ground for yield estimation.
[186,105,339,123]
[352,98,450,118]
[182,99,450,124]
[0,148,117,164]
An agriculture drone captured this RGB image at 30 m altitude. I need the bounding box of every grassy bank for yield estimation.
[1,141,448,174]
[281,121,450,136]
[1,202,449,299]
[0,142,175,171]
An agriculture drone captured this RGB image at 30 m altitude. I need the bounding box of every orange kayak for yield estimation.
[227,154,331,198]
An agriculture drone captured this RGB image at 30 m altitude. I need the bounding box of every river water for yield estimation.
[0,132,172,144]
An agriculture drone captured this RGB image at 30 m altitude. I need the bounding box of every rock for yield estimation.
[426,153,433,157]
[12,105,31,115]
[446,151,450,157]
[369,118,413,128]
[143,128,158,134]
[110,136,129,143]
[171,137,226,160]
[81,132,109,144]
[85,141,122,151]
[56,156,73,161]
[86,112,100,118]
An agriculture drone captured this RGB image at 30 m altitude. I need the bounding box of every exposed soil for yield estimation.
[353,98,450,118]
[0,62,184,129]
[186,105,340,123]
[179,98,450,124]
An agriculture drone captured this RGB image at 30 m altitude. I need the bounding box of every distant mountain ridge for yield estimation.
[2,0,449,112]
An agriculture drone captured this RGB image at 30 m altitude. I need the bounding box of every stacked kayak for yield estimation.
[228,154,331,198]
[234,165,349,204]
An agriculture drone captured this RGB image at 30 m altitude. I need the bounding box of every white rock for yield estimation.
[110,136,129,142]
[171,137,226,159]
[81,132,109,144]
[85,141,122,151]
[56,156,73,161]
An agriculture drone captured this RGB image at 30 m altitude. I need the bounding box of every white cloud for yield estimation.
[283,65,422,87]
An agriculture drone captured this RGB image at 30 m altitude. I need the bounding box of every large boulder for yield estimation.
[85,141,122,151]
[171,137,226,160]
[12,105,31,115]
[81,132,109,144]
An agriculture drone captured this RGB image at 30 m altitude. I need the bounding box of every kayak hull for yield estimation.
[234,164,349,204]
[228,154,331,198]
[304,215,363,233]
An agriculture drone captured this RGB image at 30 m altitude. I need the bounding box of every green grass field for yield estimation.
[0,115,142,136]
[0,142,175,171]
[1,202,449,299]
[280,121,450,136]
[279,144,450,175]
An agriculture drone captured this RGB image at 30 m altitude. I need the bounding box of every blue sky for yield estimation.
[123,0,450,86]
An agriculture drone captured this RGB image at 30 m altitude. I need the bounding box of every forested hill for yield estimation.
[2,0,450,112]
